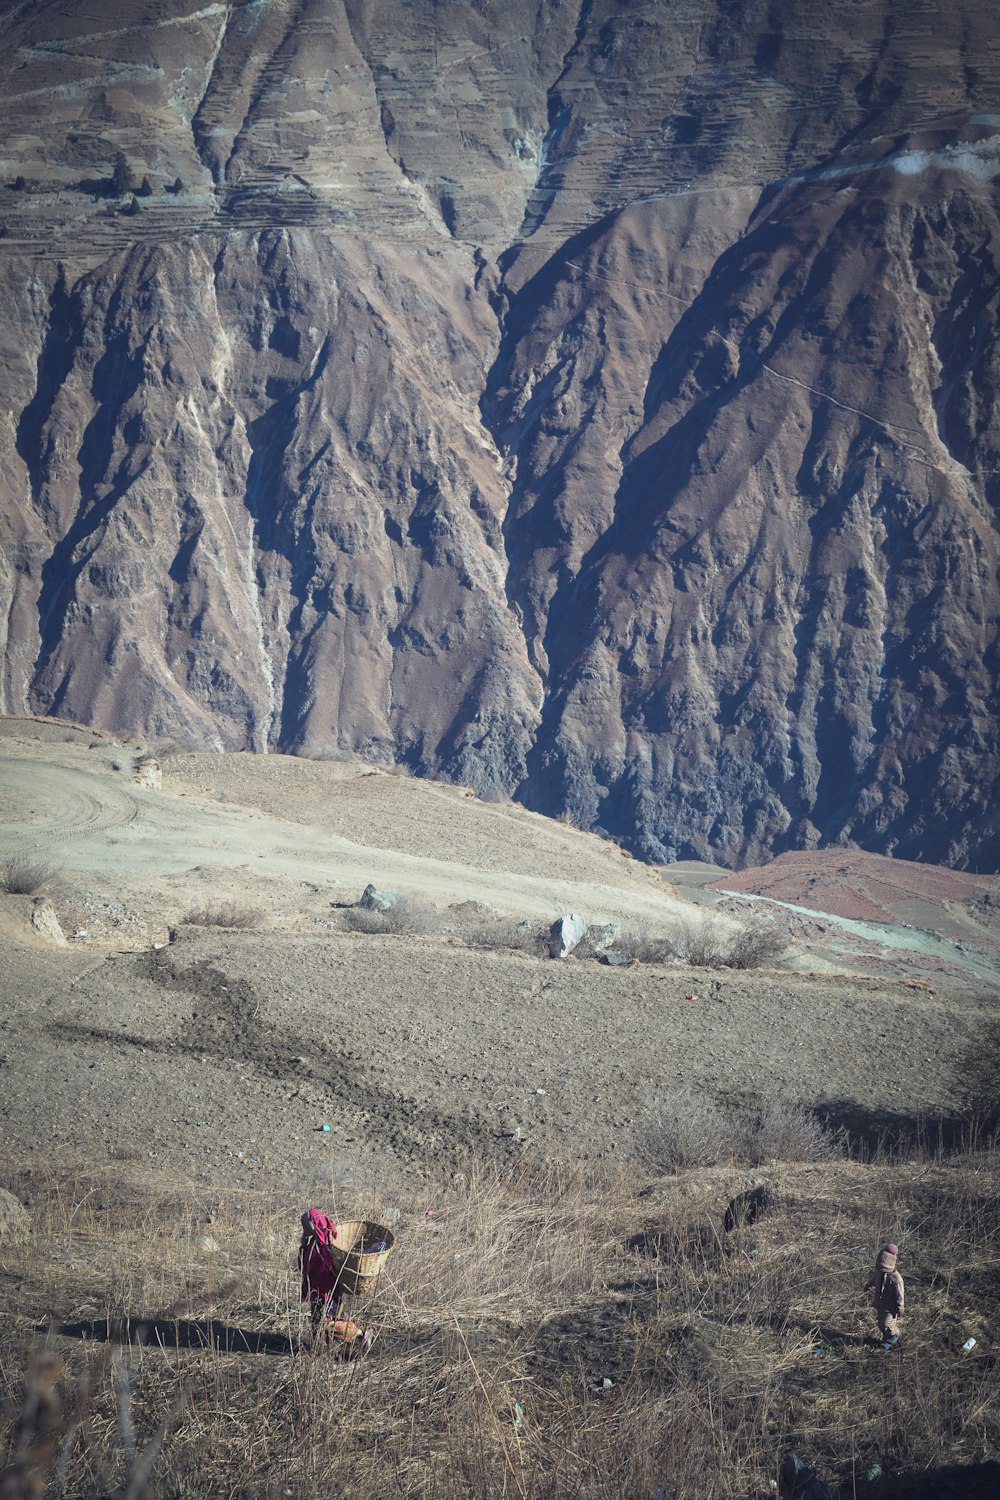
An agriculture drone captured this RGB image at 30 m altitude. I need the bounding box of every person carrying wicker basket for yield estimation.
[298,1208,373,1355]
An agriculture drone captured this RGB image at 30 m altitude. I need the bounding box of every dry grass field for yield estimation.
[2,1142,999,1500]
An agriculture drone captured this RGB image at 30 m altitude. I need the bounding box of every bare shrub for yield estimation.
[671,914,731,967]
[612,921,675,964]
[184,903,264,930]
[668,914,788,969]
[725,921,789,969]
[0,857,60,895]
[344,895,443,936]
[133,750,159,769]
[461,917,547,955]
[731,1096,843,1164]
[644,1090,735,1171]
[645,1090,841,1171]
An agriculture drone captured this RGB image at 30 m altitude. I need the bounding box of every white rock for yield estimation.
[548,913,587,957]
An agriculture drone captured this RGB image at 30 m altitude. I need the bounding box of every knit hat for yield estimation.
[885,1243,898,1256]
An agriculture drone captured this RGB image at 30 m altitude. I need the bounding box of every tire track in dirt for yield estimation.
[47,950,502,1168]
[0,762,139,842]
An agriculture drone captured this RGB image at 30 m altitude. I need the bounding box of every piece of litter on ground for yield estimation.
[318,1124,331,1132]
[962,1337,977,1351]
[534,1088,546,1095]
[684,993,700,1001]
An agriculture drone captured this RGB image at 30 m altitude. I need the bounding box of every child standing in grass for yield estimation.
[866,1242,904,1348]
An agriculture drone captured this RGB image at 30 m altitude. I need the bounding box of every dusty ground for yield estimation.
[0,718,994,1192]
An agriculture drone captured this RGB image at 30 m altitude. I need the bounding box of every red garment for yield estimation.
[299,1209,340,1302]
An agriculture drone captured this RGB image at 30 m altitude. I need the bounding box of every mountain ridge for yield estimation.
[0,0,998,868]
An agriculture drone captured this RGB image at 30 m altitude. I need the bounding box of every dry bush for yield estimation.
[344,895,443,936]
[671,914,732,967]
[644,1089,734,1170]
[460,917,548,955]
[668,914,787,969]
[645,1090,841,1172]
[725,921,788,969]
[609,921,675,964]
[0,856,61,895]
[184,903,264,930]
[730,1096,843,1165]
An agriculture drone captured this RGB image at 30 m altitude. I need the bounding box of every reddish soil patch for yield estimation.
[711,848,994,926]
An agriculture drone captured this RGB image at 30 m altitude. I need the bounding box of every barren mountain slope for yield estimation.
[0,725,986,1184]
[0,0,998,867]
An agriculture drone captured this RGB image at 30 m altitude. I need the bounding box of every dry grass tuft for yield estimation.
[460,916,548,955]
[183,903,265,930]
[0,856,61,896]
[344,895,444,936]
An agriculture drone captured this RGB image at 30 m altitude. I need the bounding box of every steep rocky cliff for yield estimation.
[1,0,998,868]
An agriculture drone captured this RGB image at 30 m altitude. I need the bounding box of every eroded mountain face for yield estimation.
[0,0,998,868]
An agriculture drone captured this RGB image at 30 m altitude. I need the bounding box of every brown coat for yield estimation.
[866,1246,904,1329]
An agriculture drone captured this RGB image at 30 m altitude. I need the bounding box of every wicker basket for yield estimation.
[328,1219,395,1293]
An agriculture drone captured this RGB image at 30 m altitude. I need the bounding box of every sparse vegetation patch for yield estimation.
[344,894,444,936]
[183,903,264,930]
[645,1090,843,1172]
[0,857,60,895]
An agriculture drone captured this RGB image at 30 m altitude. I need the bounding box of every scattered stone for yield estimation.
[599,952,631,966]
[0,1187,29,1244]
[359,883,399,912]
[198,1234,220,1255]
[548,913,587,957]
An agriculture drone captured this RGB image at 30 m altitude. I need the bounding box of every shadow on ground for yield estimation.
[54,1318,293,1356]
[871,1460,1000,1498]
[817,1099,972,1155]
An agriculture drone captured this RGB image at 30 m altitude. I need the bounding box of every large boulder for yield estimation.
[548,913,587,957]
[359,884,400,912]
[0,1187,30,1244]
